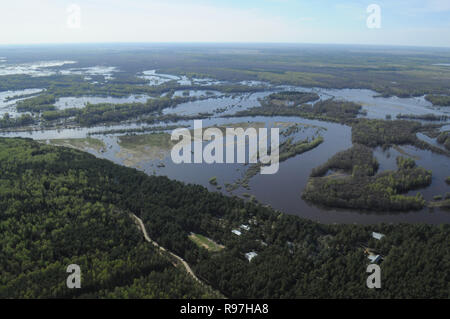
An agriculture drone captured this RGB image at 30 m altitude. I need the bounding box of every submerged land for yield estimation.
[0,44,449,298]
[1,45,449,221]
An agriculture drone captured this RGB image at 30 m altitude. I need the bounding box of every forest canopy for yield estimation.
[303,146,432,211]
[0,137,448,298]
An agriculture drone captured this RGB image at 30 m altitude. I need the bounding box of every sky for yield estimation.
[0,0,449,47]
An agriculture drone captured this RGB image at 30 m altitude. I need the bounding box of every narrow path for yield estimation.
[130,213,201,283]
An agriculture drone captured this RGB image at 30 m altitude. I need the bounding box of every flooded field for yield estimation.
[0,60,76,77]
[54,95,153,110]
[0,88,45,118]
[59,66,118,81]
[280,86,450,119]
[1,68,449,225]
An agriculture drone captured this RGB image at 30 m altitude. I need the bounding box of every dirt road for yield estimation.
[131,213,201,283]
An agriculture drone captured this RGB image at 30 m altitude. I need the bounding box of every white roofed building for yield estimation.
[372,232,385,240]
[245,252,258,262]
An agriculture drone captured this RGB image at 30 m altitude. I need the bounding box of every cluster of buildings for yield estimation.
[231,226,387,264]
[232,224,259,262]
[366,232,386,264]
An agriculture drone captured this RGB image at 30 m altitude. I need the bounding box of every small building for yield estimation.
[240,224,250,231]
[372,232,385,240]
[245,252,258,262]
[232,229,242,236]
[257,240,268,247]
[368,254,383,264]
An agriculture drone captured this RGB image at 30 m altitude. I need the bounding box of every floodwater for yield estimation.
[54,95,154,110]
[140,70,193,86]
[163,91,275,116]
[0,61,76,77]
[280,86,450,119]
[1,74,449,225]
[171,90,221,98]
[0,88,45,118]
[60,66,118,81]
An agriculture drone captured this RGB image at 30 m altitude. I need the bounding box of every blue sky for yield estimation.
[0,0,449,46]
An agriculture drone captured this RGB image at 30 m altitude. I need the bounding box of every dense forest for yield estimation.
[396,113,449,122]
[0,113,34,129]
[230,97,362,123]
[310,144,379,178]
[0,138,218,298]
[0,137,448,298]
[15,94,57,113]
[303,146,432,211]
[425,94,450,107]
[263,91,320,105]
[351,119,450,156]
[351,119,422,147]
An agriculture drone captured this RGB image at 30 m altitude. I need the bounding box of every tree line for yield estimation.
[0,137,448,298]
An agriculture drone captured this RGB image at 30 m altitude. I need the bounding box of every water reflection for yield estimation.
[1,82,449,225]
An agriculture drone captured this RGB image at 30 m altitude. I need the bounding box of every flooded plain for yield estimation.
[0,88,45,118]
[54,95,154,110]
[1,69,449,225]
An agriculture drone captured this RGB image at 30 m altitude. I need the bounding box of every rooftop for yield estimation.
[232,229,242,236]
[245,252,258,262]
[372,232,385,240]
[368,254,383,264]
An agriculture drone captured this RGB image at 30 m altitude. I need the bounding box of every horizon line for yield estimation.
[0,41,450,50]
